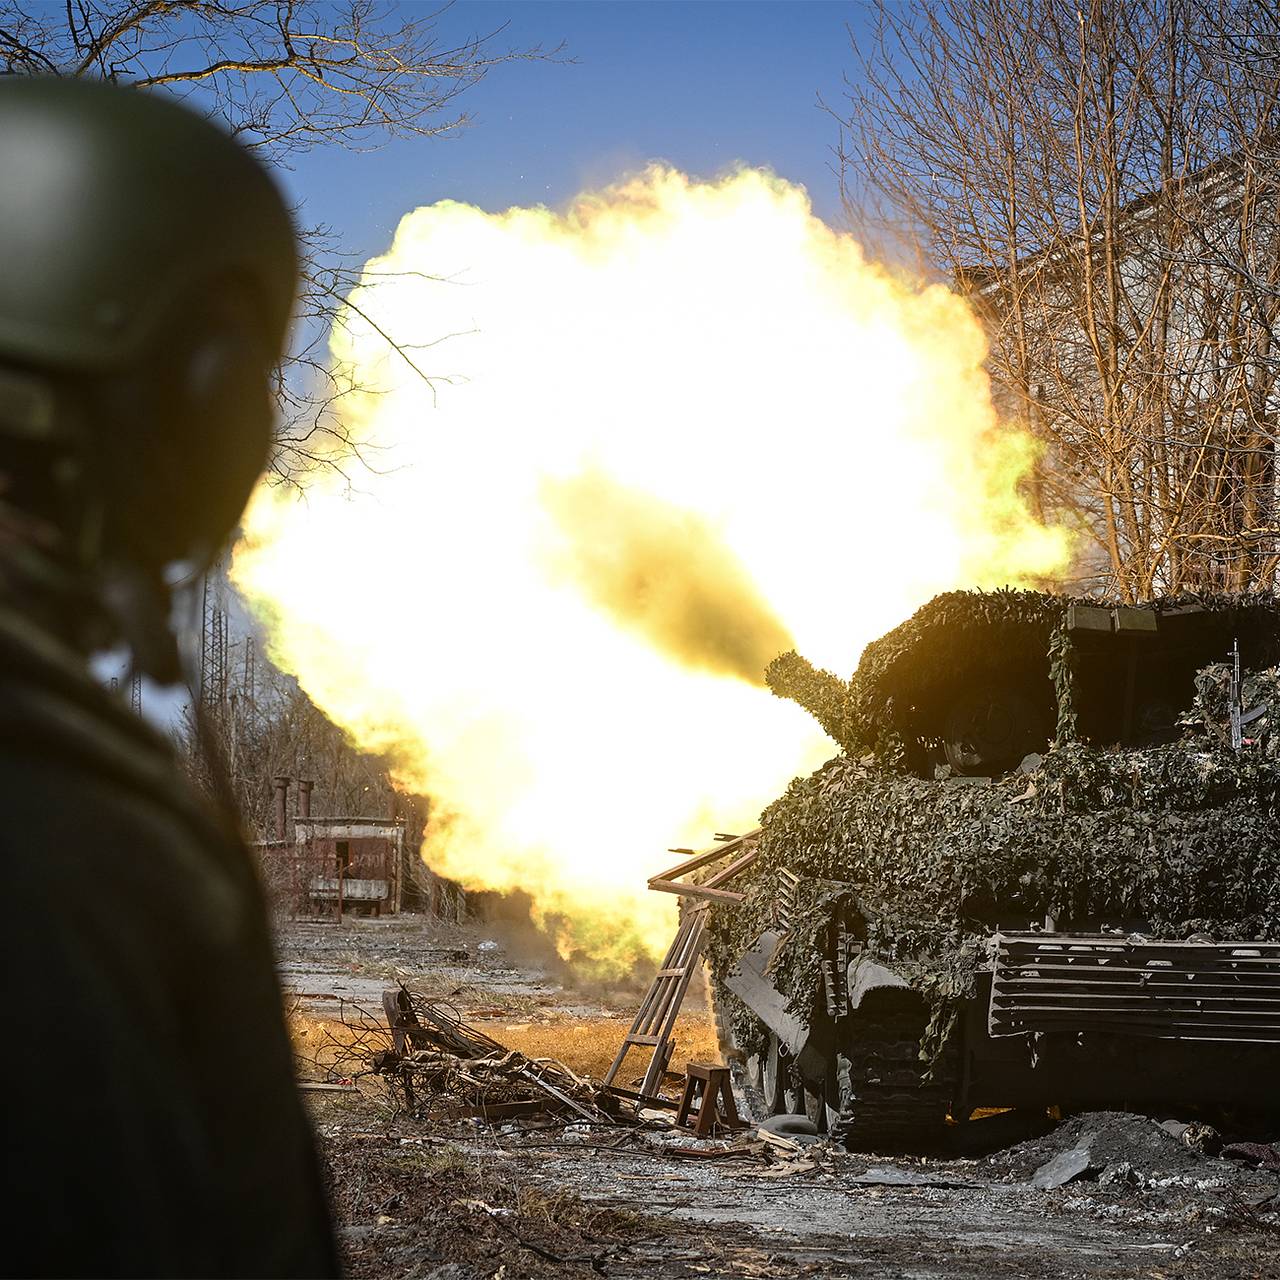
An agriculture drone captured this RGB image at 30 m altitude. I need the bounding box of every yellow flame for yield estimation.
[232,166,1069,976]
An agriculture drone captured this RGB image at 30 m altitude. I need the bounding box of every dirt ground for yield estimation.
[278,915,1280,1280]
[278,914,720,1080]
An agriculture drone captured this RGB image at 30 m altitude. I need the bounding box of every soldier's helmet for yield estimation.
[0,76,298,576]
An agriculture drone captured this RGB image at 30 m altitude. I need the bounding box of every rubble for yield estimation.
[286,919,1280,1277]
[995,1111,1231,1184]
[1222,1142,1280,1170]
[375,986,612,1123]
[315,984,758,1143]
[1030,1143,1098,1190]
[989,1110,1280,1231]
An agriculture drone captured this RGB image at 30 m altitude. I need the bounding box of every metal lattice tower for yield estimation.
[242,634,256,711]
[129,670,143,715]
[200,569,229,713]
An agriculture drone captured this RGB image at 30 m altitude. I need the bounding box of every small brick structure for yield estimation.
[252,776,464,920]
[294,816,405,916]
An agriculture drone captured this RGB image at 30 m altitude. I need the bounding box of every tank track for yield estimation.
[711,975,952,1147]
[829,999,954,1151]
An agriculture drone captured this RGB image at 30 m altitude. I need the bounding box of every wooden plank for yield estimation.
[472,1099,545,1120]
[516,1067,599,1122]
[648,879,746,904]
[648,830,759,887]
[599,1084,678,1110]
[703,847,759,889]
[648,833,757,904]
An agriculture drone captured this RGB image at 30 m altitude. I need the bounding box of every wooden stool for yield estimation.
[675,1062,740,1137]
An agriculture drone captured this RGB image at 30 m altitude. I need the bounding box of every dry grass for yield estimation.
[495,1010,720,1081]
[508,1184,650,1238]
[286,1002,722,1085]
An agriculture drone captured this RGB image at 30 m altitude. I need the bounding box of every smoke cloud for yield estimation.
[541,470,793,685]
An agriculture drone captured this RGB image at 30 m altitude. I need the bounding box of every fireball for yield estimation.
[232,166,1068,975]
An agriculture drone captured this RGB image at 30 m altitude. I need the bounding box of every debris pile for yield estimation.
[999,1111,1222,1187]
[989,1111,1280,1232]
[306,985,777,1150]
[996,1111,1280,1183]
[375,987,611,1123]
[301,987,613,1125]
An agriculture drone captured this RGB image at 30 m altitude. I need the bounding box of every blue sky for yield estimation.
[280,2,874,263]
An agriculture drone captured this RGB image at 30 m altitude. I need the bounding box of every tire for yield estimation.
[762,1033,803,1115]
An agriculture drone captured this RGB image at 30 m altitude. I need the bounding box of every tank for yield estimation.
[703,589,1280,1148]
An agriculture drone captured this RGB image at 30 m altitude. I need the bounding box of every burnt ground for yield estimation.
[278,916,1280,1280]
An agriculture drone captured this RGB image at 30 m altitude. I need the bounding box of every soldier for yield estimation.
[0,77,339,1276]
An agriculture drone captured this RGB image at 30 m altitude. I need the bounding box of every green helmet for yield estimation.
[0,76,297,374]
[0,77,299,588]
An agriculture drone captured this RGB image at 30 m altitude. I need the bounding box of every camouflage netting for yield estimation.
[766,588,1280,761]
[707,738,1280,1064]
[709,590,1280,1066]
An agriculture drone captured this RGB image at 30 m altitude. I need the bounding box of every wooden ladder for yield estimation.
[603,831,760,1102]
[602,906,707,1099]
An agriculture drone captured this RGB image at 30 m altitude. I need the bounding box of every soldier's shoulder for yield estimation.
[0,607,177,784]
[0,608,253,916]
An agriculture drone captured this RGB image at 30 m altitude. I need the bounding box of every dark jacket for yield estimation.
[0,608,339,1277]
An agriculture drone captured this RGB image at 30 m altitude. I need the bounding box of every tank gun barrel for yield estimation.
[765,650,862,753]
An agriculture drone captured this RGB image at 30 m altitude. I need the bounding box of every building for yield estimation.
[960,152,1277,595]
[293,815,405,915]
[251,774,465,920]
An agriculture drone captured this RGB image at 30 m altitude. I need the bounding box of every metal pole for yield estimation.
[1230,637,1243,750]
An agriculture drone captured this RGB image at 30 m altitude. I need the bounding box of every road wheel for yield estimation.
[824,1052,854,1134]
[762,1032,802,1115]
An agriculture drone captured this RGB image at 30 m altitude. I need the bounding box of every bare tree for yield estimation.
[837,0,1278,597]
[181,632,405,838]
[1,0,557,482]
[177,634,453,917]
